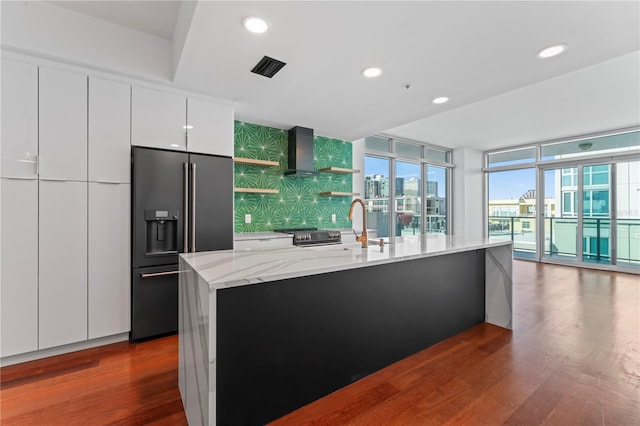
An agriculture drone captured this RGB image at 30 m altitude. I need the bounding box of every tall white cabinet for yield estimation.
[1,54,233,362]
[0,59,38,179]
[39,67,88,181]
[39,181,88,349]
[88,183,130,339]
[88,77,131,340]
[1,60,133,359]
[89,78,131,183]
[0,179,39,357]
[1,59,40,357]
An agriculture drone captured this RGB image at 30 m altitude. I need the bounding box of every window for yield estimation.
[364,156,390,238]
[487,147,535,167]
[365,136,452,237]
[485,129,639,269]
[488,169,536,258]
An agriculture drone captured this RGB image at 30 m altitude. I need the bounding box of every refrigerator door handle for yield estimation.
[191,162,197,252]
[183,162,189,253]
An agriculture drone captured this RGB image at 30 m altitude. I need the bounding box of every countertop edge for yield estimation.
[181,237,512,291]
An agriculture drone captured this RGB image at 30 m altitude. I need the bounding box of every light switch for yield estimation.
[245,214,252,224]
[331,214,337,223]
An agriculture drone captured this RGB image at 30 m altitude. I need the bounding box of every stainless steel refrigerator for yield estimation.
[131,146,233,340]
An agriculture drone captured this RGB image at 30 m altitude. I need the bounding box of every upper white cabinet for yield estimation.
[131,86,233,156]
[1,59,38,179]
[39,180,88,350]
[131,86,187,151]
[89,78,131,183]
[187,97,234,157]
[39,67,88,181]
[0,178,39,357]
[88,182,131,339]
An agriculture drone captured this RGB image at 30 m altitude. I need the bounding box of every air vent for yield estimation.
[251,56,286,78]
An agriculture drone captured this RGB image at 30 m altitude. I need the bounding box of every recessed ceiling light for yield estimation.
[362,67,382,78]
[536,44,567,59]
[432,96,449,105]
[242,16,269,34]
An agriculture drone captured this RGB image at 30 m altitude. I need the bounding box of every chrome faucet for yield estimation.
[348,198,368,248]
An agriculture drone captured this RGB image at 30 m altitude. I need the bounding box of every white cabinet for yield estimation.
[187,97,234,157]
[0,178,39,357]
[88,78,131,183]
[131,86,187,151]
[88,182,130,339]
[39,180,88,349]
[1,59,39,179]
[131,86,233,156]
[39,67,88,181]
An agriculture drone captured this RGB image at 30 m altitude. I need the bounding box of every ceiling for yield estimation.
[8,1,640,151]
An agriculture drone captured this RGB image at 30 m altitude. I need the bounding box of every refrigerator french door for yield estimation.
[131,146,233,340]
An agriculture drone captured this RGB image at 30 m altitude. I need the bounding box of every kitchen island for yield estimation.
[178,235,512,426]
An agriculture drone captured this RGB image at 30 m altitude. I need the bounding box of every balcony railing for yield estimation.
[488,216,639,266]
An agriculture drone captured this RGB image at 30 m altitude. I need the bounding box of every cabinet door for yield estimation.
[131,86,186,151]
[39,180,88,349]
[187,98,234,157]
[0,178,38,356]
[1,59,38,179]
[39,67,88,181]
[88,182,131,339]
[89,78,131,183]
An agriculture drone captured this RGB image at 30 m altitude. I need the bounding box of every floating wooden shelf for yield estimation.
[318,167,361,174]
[234,188,279,194]
[234,157,280,167]
[319,192,361,197]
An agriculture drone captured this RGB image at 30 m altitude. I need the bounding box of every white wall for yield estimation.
[1,1,172,82]
[352,138,365,200]
[452,147,484,238]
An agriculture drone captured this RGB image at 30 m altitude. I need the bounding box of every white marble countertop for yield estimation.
[181,234,512,291]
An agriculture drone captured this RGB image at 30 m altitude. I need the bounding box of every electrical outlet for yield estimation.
[331,214,337,223]
[245,214,252,224]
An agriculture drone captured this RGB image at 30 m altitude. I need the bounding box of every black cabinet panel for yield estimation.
[216,250,485,425]
[131,265,178,340]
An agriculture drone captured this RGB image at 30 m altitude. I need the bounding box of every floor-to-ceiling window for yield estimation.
[484,129,639,272]
[487,168,537,259]
[364,136,452,238]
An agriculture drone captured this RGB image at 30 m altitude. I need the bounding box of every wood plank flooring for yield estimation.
[1,261,638,425]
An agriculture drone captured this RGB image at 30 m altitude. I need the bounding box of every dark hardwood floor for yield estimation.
[1,261,638,425]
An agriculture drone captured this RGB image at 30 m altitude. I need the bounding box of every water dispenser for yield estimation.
[144,210,179,255]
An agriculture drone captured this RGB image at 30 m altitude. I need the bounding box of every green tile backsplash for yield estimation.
[234,121,354,232]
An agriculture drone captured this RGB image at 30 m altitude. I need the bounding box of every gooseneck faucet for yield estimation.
[348,198,368,248]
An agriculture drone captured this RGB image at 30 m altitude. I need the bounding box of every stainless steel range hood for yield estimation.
[284,126,319,177]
